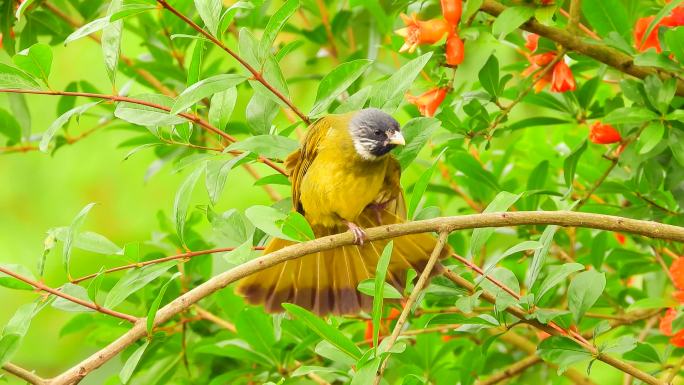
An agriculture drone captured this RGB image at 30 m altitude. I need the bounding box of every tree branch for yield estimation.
[475,355,542,385]
[2,363,47,385]
[480,0,684,96]
[0,88,288,176]
[155,0,310,124]
[46,211,683,384]
[0,266,137,323]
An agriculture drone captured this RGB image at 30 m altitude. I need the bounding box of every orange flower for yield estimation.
[673,291,684,303]
[445,32,464,65]
[525,33,540,52]
[406,87,448,117]
[589,121,622,144]
[670,257,684,291]
[364,319,374,347]
[660,308,684,347]
[529,52,556,66]
[441,0,463,27]
[550,59,576,92]
[395,14,450,53]
[613,232,626,245]
[634,6,684,52]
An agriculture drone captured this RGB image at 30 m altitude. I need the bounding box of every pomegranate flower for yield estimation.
[660,308,684,347]
[589,121,622,144]
[441,0,463,27]
[406,87,448,117]
[395,13,450,53]
[445,32,464,66]
[671,257,684,291]
[550,59,576,92]
[525,33,540,52]
[634,5,684,52]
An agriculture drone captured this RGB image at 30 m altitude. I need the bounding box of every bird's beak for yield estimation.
[388,131,406,146]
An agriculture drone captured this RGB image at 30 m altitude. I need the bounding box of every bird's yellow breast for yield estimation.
[299,121,389,228]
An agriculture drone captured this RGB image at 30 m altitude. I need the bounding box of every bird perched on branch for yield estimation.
[237,109,449,315]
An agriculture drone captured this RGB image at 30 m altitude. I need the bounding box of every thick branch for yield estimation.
[2,363,46,385]
[47,211,683,385]
[481,0,684,96]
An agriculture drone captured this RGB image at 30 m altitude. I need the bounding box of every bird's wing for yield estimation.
[374,156,407,220]
[285,117,332,213]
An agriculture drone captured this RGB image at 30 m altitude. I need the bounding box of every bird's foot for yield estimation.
[368,202,389,224]
[345,221,367,245]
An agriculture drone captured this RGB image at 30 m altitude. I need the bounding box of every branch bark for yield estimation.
[2,363,47,385]
[480,0,684,96]
[46,211,683,384]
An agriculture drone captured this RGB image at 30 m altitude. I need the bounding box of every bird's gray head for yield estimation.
[348,108,405,160]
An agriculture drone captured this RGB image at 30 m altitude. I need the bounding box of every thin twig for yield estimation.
[2,363,46,385]
[194,306,237,333]
[314,0,338,59]
[0,266,137,323]
[567,0,582,34]
[475,355,541,385]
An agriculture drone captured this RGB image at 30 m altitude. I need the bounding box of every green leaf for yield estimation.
[525,225,559,289]
[408,150,445,219]
[109,4,156,22]
[187,39,204,88]
[174,165,205,245]
[0,303,38,366]
[50,227,123,255]
[568,270,606,324]
[283,304,362,361]
[429,313,499,326]
[350,357,382,385]
[0,63,42,90]
[246,90,279,134]
[644,76,676,115]
[478,55,500,98]
[638,121,663,155]
[63,202,96,276]
[195,0,222,36]
[0,109,21,144]
[119,341,149,384]
[535,263,584,301]
[171,74,246,114]
[448,150,500,191]
[623,342,662,364]
[634,51,683,73]
[334,86,371,114]
[625,297,669,313]
[589,232,608,269]
[0,334,21,368]
[14,0,37,20]
[357,279,402,299]
[470,192,521,257]
[65,17,110,45]
[209,87,237,131]
[40,102,98,153]
[8,93,30,140]
[206,152,250,205]
[104,261,176,309]
[372,242,394,348]
[581,0,630,38]
[279,211,315,241]
[492,6,534,38]
[563,140,587,187]
[87,269,105,304]
[245,205,310,242]
[225,135,298,160]
[12,43,52,84]
[0,264,36,291]
[235,308,278,363]
[52,283,92,312]
[102,0,122,86]
[369,52,432,112]
[310,59,372,116]
[291,366,341,377]
[477,241,543,285]
[537,336,592,374]
[394,117,440,169]
[147,272,180,334]
[665,27,684,63]
[218,2,254,35]
[259,0,299,58]
[638,0,684,48]
[115,94,186,127]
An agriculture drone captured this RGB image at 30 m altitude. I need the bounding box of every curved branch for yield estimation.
[480,0,684,96]
[47,211,683,385]
[2,363,47,385]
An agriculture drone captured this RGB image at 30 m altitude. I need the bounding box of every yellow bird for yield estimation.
[237,109,449,315]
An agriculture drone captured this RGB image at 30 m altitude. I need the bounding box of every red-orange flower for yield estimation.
[406,87,448,117]
[674,291,684,303]
[525,33,540,52]
[550,59,576,92]
[364,319,374,347]
[670,257,684,290]
[441,0,463,27]
[445,32,464,65]
[589,121,622,144]
[634,6,684,52]
[395,14,450,53]
[613,232,626,245]
[660,308,684,347]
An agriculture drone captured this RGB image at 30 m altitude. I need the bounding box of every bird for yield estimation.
[237,108,449,315]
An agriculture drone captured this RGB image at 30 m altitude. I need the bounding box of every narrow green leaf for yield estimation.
[394,117,440,169]
[537,336,591,374]
[357,279,402,299]
[174,165,205,245]
[0,264,36,291]
[279,211,315,241]
[115,94,186,127]
[525,225,559,289]
[310,59,372,116]
[0,63,42,90]
[105,261,176,309]
[568,270,606,324]
[109,4,156,21]
[208,87,237,131]
[638,121,664,154]
[119,341,149,384]
[65,17,110,45]
[206,152,250,205]
[12,43,52,84]
[478,55,500,98]
[260,0,299,57]
[195,0,222,36]
[102,0,122,86]
[63,202,96,276]
[581,0,630,38]
[235,308,278,363]
[187,40,204,87]
[476,241,543,285]
[563,140,587,187]
[283,303,362,361]
[225,135,298,160]
[0,109,21,144]
[372,242,394,349]
[535,263,584,301]
[171,74,246,114]
[492,6,534,38]
[87,269,105,304]
[623,342,663,363]
[369,52,432,111]
[147,272,180,334]
[408,150,446,219]
[40,102,99,153]
[245,205,306,242]
[470,192,521,257]
[52,283,93,312]
[665,27,684,63]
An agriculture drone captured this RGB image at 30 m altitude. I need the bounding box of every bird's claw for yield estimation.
[345,221,367,245]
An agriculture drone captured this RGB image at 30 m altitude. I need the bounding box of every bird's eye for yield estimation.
[374,130,383,136]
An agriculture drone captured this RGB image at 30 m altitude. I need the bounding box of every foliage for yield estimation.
[0,0,683,384]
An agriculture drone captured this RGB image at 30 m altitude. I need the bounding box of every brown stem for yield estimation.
[155,0,310,124]
[0,88,288,176]
[567,0,582,34]
[315,0,338,59]
[559,8,600,40]
[480,0,684,96]
[475,355,542,385]
[46,211,684,385]
[2,363,46,385]
[194,306,237,333]
[0,266,137,323]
